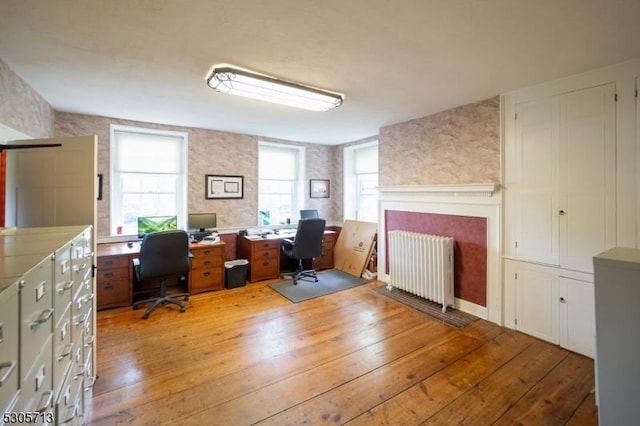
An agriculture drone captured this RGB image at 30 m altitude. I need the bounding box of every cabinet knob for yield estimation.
[559,210,566,215]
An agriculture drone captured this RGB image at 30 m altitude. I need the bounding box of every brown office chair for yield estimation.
[281,218,326,285]
[132,230,191,319]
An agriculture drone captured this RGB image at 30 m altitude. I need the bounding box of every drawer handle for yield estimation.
[84,376,96,391]
[0,360,16,385]
[73,313,88,326]
[37,391,54,412]
[262,252,270,257]
[81,294,95,303]
[104,272,114,278]
[203,271,211,277]
[73,263,88,273]
[203,250,211,255]
[57,280,74,294]
[57,343,74,361]
[84,335,95,346]
[262,261,270,267]
[104,259,114,266]
[31,308,54,330]
[104,283,113,291]
[203,260,212,266]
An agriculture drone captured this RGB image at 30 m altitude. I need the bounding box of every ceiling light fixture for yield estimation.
[206,66,343,112]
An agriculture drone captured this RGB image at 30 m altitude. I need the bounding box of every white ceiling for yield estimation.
[1,0,640,145]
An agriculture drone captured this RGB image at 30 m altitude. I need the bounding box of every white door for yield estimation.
[5,136,97,230]
[513,97,560,265]
[559,277,595,358]
[559,83,616,273]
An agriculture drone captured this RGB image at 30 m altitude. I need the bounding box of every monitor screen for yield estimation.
[188,213,217,232]
[137,215,178,238]
[300,209,319,219]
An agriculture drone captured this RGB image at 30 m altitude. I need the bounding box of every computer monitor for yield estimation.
[137,215,178,239]
[300,209,319,219]
[188,212,217,232]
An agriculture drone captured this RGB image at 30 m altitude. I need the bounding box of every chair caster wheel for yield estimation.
[142,313,149,320]
[180,307,186,313]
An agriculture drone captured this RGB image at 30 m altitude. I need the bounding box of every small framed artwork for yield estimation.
[310,179,330,198]
[206,174,244,199]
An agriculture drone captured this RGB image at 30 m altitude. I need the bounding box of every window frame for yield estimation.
[343,140,379,223]
[109,124,188,236]
[258,141,305,226]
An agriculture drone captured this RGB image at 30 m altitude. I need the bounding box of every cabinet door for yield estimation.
[514,263,559,344]
[511,97,560,265]
[559,83,616,273]
[559,277,595,358]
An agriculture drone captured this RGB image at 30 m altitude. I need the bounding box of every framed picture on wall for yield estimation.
[205,174,244,199]
[310,179,330,198]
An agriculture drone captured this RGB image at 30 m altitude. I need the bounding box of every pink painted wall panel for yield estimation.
[385,210,487,307]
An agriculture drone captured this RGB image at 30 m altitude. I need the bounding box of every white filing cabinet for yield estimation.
[0,226,95,426]
[593,247,640,426]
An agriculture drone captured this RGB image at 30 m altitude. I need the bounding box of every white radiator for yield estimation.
[387,231,454,312]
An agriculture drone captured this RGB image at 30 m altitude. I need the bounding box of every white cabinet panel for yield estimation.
[511,97,559,264]
[513,262,559,344]
[559,83,616,272]
[559,277,595,358]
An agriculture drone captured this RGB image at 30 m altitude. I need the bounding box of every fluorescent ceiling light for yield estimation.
[206,66,343,112]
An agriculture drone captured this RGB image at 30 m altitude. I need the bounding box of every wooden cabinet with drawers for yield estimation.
[189,244,225,294]
[238,231,336,283]
[313,232,336,271]
[238,237,281,282]
[96,254,131,309]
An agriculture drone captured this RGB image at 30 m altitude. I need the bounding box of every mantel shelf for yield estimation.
[377,183,499,197]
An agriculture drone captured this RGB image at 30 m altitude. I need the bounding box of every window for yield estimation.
[344,141,379,223]
[110,126,188,236]
[258,142,304,225]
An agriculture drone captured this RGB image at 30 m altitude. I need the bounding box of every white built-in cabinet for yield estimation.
[503,59,640,358]
[507,83,616,272]
[505,260,595,357]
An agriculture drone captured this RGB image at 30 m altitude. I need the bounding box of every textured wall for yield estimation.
[54,112,341,238]
[379,97,500,185]
[0,59,54,138]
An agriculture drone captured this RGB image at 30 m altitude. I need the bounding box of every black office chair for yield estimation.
[132,230,191,319]
[281,218,326,285]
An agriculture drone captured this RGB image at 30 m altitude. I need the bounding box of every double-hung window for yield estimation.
[110,125,188,236]
[258,142,304,225]
[344,141,379,223]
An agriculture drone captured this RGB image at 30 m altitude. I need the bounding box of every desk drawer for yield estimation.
[97,255,129,270]
[190,267,224,293]
[97,266,128,282]
[251,239,280,253]
[191,255,223,270]
[97,278,130,309]
[250,257,279,281]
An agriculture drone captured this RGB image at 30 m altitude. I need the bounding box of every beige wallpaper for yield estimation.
[379,96,500,186]
[2,57,501,238]
[54,112,341,238]
[0,59,54,139]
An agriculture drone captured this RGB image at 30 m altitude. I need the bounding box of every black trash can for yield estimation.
[225,259,249,289]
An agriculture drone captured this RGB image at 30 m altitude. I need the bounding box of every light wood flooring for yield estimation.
[87,279,598,425]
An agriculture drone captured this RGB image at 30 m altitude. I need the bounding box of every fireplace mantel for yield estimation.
[378,183,499,197]
[378,183,502,324]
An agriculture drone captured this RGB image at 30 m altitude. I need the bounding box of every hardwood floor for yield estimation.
[87,279,598,425]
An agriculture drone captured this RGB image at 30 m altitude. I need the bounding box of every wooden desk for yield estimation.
[96,240,226,310]
[237,231,336,282]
